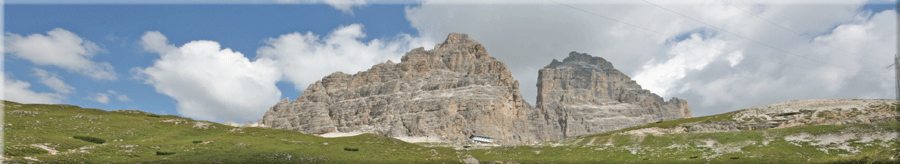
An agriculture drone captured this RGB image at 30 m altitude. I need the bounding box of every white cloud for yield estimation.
[725,50,744,67]
[405,1,893,116]
[274,0,366,13]
[323,0,367,13]
[256,24,433,91]
[109,90,132,102]
[87,92,111,104]
[32,68,75,94]
[632,34,740,97]
[135,31,283,122]
[2,74,65,104]
[5,28,117,80]
[140,31,177,54]
[86,90,131,104]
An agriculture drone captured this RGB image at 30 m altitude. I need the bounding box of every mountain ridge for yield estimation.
[259,33,693,144]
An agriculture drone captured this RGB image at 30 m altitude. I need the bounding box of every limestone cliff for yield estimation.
[260,34,693,144]
[536,52,691,138]
[261,33,537,144]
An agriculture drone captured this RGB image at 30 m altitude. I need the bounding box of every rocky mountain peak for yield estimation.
[537,52,691,138]
[436,33,477,48]
[261,33,692,144]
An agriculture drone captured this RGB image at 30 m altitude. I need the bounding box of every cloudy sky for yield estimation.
[3,0,896,123]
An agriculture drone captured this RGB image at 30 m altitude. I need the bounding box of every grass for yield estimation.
[4,100,899,163]
[465,121,900,163]
[5,145,49,156]
[3,100,459,163]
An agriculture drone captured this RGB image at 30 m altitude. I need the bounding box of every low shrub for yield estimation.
[343,147,359,151]
[73,135,105,144]
[147,114,161,118]
[156,151,176,155]
[730,157,740,159]
[192,140,203,144]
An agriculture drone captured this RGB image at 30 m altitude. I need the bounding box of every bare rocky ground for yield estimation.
[559,99,900,161]
[618,99,899,135]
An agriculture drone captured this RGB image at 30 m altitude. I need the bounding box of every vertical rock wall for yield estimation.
[536,52,692,138]
[260,33,692,144]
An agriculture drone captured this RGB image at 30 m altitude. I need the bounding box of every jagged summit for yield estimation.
[537,52,692,138]
[544,51,615,70]
[260,33,692,144]
[262,33,535,144]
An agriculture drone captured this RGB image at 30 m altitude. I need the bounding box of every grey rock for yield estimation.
[262,33,537,144]
[260,34,692,144]
[535,51,692,138]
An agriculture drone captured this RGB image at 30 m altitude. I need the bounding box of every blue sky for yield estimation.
[5,4,420,117]
[4,1,897,123]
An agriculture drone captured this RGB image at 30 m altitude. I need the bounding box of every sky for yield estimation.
[3,0,897,123]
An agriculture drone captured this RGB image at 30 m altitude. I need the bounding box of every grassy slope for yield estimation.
[3,101,459,163]
[4,100,899,163]
[467,103,900,164]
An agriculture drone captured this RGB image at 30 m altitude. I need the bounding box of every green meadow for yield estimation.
[4,100,898,163]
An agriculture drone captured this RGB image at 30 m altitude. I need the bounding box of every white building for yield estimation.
[469,135,494,144]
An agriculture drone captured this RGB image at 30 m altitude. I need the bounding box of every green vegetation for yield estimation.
[73,135,106,144]
[156,151,176,155]
[4,100,898,163]
[3,100,459,163]
[5,145,49,156]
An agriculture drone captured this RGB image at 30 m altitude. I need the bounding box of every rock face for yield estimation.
[536,52,692,138]
[261,33,536,144]
[260,33,692,144]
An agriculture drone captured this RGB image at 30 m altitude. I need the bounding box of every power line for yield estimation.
[546,0,664,36]
[718,0,803,36]
[718,0,875,59]
[545,0,820,70]
[640,0,851,69]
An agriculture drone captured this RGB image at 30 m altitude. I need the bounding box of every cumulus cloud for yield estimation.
[134,31,283,122]
[323,0,367,13]
[3,73,67,104]
[32,68,76,95]
[257,23,433,91]
[109,90,132,102]
[85,90,131,104]
[5,28,117,80]
[405,1,893,116]
[87,92,111,104]
[275,0,367,13]
[633,34,740,97]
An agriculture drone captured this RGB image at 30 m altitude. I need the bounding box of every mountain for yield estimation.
[536,52,692,138]
[260,33,538,144]
[259,33,693,144]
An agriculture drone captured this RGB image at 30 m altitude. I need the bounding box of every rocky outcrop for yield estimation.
[616,99,900,135]
[260,34,693,144]
[261,33,537,144]
[536,52,692,138]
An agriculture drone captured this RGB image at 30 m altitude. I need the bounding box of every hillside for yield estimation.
[4,99,899,163]
[2,101,460,163]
